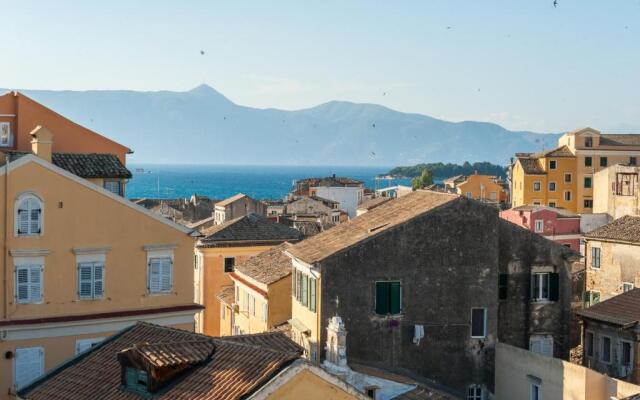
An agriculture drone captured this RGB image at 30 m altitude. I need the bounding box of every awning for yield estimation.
[288,318,311,336]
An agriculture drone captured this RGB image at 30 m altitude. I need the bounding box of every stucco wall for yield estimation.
[585,240,640,301]
[313,186,362,218]
[264,369,359,400]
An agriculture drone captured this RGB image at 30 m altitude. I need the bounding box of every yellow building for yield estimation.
[0,130,199,397]
[453,174,507,203]
[222,243,293,335]
[194,214,301,336]
[511,127,640,213]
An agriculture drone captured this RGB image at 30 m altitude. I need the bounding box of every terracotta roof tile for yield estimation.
[216,285,235,305]
[20,322,301,400]
[517,157,545,175]
[216,193,247,207]
[122,339,215,368]
[287,190,459,264]
[234,243,292,285]
[357,197,392,211]
[8,151,131,179]
[222,331,304,354]
[537,145,574,158]
[600,134,640,147]
[585,215,640,243]
[198,214,302,247]
[576,288,640,326]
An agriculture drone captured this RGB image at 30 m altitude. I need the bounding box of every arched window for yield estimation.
[16,195,42,236]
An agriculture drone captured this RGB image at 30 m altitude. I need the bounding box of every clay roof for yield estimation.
[576,288,640,326]
[357,197,392,211]
[585,215,640,243]
[537,145,574,158]
[287,190,459,264]
[19,322,302,400]
[216,285,235,305]
[234,243,293,285]
[297,176,363,187]
[517,157,545,175]
[216,193,247,207]
[286,197,334,215]
[222,331,304,354]
[511,205,579,218]
[122,339,215,368]
[8,151,131,179]
[599,134,640,147]
[198,214,302,247]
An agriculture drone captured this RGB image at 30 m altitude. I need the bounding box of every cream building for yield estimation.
[593,163,640,220]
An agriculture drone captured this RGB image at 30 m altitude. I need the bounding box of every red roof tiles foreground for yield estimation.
[19,322,302,400]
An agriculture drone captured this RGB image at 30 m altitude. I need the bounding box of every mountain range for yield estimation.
[8,84,561,166]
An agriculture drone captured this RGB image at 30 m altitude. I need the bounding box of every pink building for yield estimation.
[500,205,581,252]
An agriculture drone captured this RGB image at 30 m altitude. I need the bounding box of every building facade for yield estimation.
[213,193,266,225]
[284,190,578,398]
[511,127,640,213]
[292,176,364,218]
[593,163,640,220]
[452,173,508,204]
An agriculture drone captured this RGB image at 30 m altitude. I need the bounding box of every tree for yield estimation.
[412,168,433,190]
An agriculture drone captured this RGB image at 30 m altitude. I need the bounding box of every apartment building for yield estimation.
[593,163,640,220]
[511,127,640,213]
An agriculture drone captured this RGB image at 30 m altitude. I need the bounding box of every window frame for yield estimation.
[147,256,173,294]
[375,280,402,316]
[591,247,601,269]
[0,121,12,147]
[14,259,44,304]
[77,260,105,300]
[531,272,550,301]
[584,176,592,189]
[548,201,557,208]
[467,385,484,400]
[533,181,541,192]
[529,382,541,400]
[620,339,633,367]
[224,257,235,273]
[585,330,594,358]
[75,337,104,355]
[549,160,557,170]
[623,282,635,292]
[601,335,612,364]
[564,173,572,183]
[585,156,592,167]
[600,157,608,167]
[548,181,556,192]
[470,307,487,339]
[529,334,554,357]
[103,180,122,196]
[15,193,44,237]
[534,220,544,233]
[564,191,572,201]
[583,199,593,209]
[585,137,593,148]
[262,302,268,322]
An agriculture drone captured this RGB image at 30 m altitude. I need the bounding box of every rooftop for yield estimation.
[7,151,131,179]
[585,215,640,243]
[297,176,364,188]
[198,214,302,247]
[287,190,459,264]
[599,134,640,147]
[510,205,579,218]
[357,196,392,211]
[216,285,235,305]
[216,193,248,207]
[234,243,293,285]
[576,288,640,327]
[516,157,545,175]
[19,322,303,400]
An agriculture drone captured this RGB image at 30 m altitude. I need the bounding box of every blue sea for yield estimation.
[126,164,413,200]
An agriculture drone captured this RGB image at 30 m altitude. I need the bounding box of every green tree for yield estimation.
[412,168,433,190]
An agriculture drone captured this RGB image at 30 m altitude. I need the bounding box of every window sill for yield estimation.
[531,299,555,304]
[147,291,173,296]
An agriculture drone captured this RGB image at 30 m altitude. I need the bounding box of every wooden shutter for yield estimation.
[498,274,508,300]
[16,267,30,302]
[14,347,44,389]
[309,277,316,312]
[160,259,172,291]
[18,208,29,234]
[262,303,268,322]
[30,266,42,302]
[78,263,94,298]
[94,263,104,298]
[302,276,308,307]
[149,260,161,292]
[375,282,390,315]
[30,207,41,234]
[549,273,560,301]
[390,282,401,314]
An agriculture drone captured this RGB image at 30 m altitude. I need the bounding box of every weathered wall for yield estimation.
[585,240,640,301]
[268,276,292,328]
[319,198,499,395]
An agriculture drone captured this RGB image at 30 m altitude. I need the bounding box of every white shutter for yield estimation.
[149,260,161,292]
[78,263,93,298]
[14,347,44,389]
[18,209,29,235]
[29,266,42,302]
[16,265,42,303]
[93,263,104,298]
[262,303,268,322]
[541,336,553,357]
[160,259,172,291]
[29,207,41,234]
[16,267,29,302]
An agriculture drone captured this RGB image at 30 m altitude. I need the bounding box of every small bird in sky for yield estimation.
[553,0,558,7]
[200,50,205,55]
[446,26,452,30]
[372,123,376,128]
[370,151,376,158]
[383,92,386,96]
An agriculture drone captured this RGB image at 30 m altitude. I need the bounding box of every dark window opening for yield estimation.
[591,247,601,268]
[375,281,401,315]
[615,173,638,196]
[585,156,592,167]
[584,177,592,188]
[224,257,235,273]
[471,308,486,338]
[584,199,593,208]
[600,157,608,167]
[585,137,593,148]
[498,274,508,300]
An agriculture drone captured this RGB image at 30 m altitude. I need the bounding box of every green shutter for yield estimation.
[549,273,560,301]
[309,278,316,312]
[498,274,508,300]
[390,282,401,314]
[375,282,390,314]
[302,276,308,307]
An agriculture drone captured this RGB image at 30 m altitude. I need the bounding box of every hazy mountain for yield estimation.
[8,85,560,166]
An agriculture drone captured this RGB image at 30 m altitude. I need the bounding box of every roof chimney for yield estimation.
[30,125,53,163]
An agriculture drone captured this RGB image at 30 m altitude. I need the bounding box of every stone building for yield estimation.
[593,163,640,220]
[583,215,640,305]
[284,190,579,398]
[214,193,266,225]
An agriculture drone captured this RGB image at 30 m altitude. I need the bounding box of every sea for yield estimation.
[126,164,413,201]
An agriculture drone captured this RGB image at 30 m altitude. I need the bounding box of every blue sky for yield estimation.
[2,0,639,133]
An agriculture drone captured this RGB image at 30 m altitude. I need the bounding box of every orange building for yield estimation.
[0,91,131,164]
[449,173,508,204]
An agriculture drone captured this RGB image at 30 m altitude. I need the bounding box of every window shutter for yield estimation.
[149,260,161,292]
[29,266,42,302]
[498,274,508,300]
[16,267,29,301]
[30,208,41,234]
[530,274,537,300]
[375,282,390,314]
[14,347,44,389]
[78,263,94,298]
[390,282,401,314]
[549,273,560,301]
[18,209,29,234]
[160,259,172,291]
[301,276,308,307]
[262,303,268,322]
[94,263,104,298]
[309,277,316,312]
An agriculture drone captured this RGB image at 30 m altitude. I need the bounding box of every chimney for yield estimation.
[30,125,53,163]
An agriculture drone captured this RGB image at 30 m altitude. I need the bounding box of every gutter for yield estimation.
[3,152,9,319]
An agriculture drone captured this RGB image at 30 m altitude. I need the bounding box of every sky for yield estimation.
[1,0,639,133]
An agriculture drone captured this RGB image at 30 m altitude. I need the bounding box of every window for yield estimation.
[0,122,12,146]
[631,157,637,166]
[548,182,556,192]
[467,385,483,400]
[75,337,104,354]
[148,257,172,293]
[530,335,553,357]
[224,257,235,273]
[375,281,401,315]
[470,308,487,338]
[78,261,104,299]
[15,263,43,304]
[534,220,544,233]
[615,173,638,196]
[584,290,600,307]
[548,202,557,208]
[585,331,594,358]
[301,275,308,307]
[498,274,508,300]
[601,336,612,363]
[309,277,317,312]
[16,194,42,236]
[124,367,148,395]
[584,177,592,189]
[531,272,559,302]
[584,199,593,209]
[220,303,225,320]
[591,247,601,268]
[549,160,557,170]
[621,341,633,367]
[585,156,592,167]
[249,294,256,316]
[262,302,268,322]
[533,201,541,206]
[600,157,608,167]
[533,181,541,192]
[564,191,571,201]
[243,291,249,312]
[623,282,635,292]
[530,383,540,400]
[103,180,122,196]
[14,347,44,389]
[585,137,593,148]
[235,285,240,302]
[564,173,572,183]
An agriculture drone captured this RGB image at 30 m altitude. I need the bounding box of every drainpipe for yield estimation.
[3,153,10,320]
